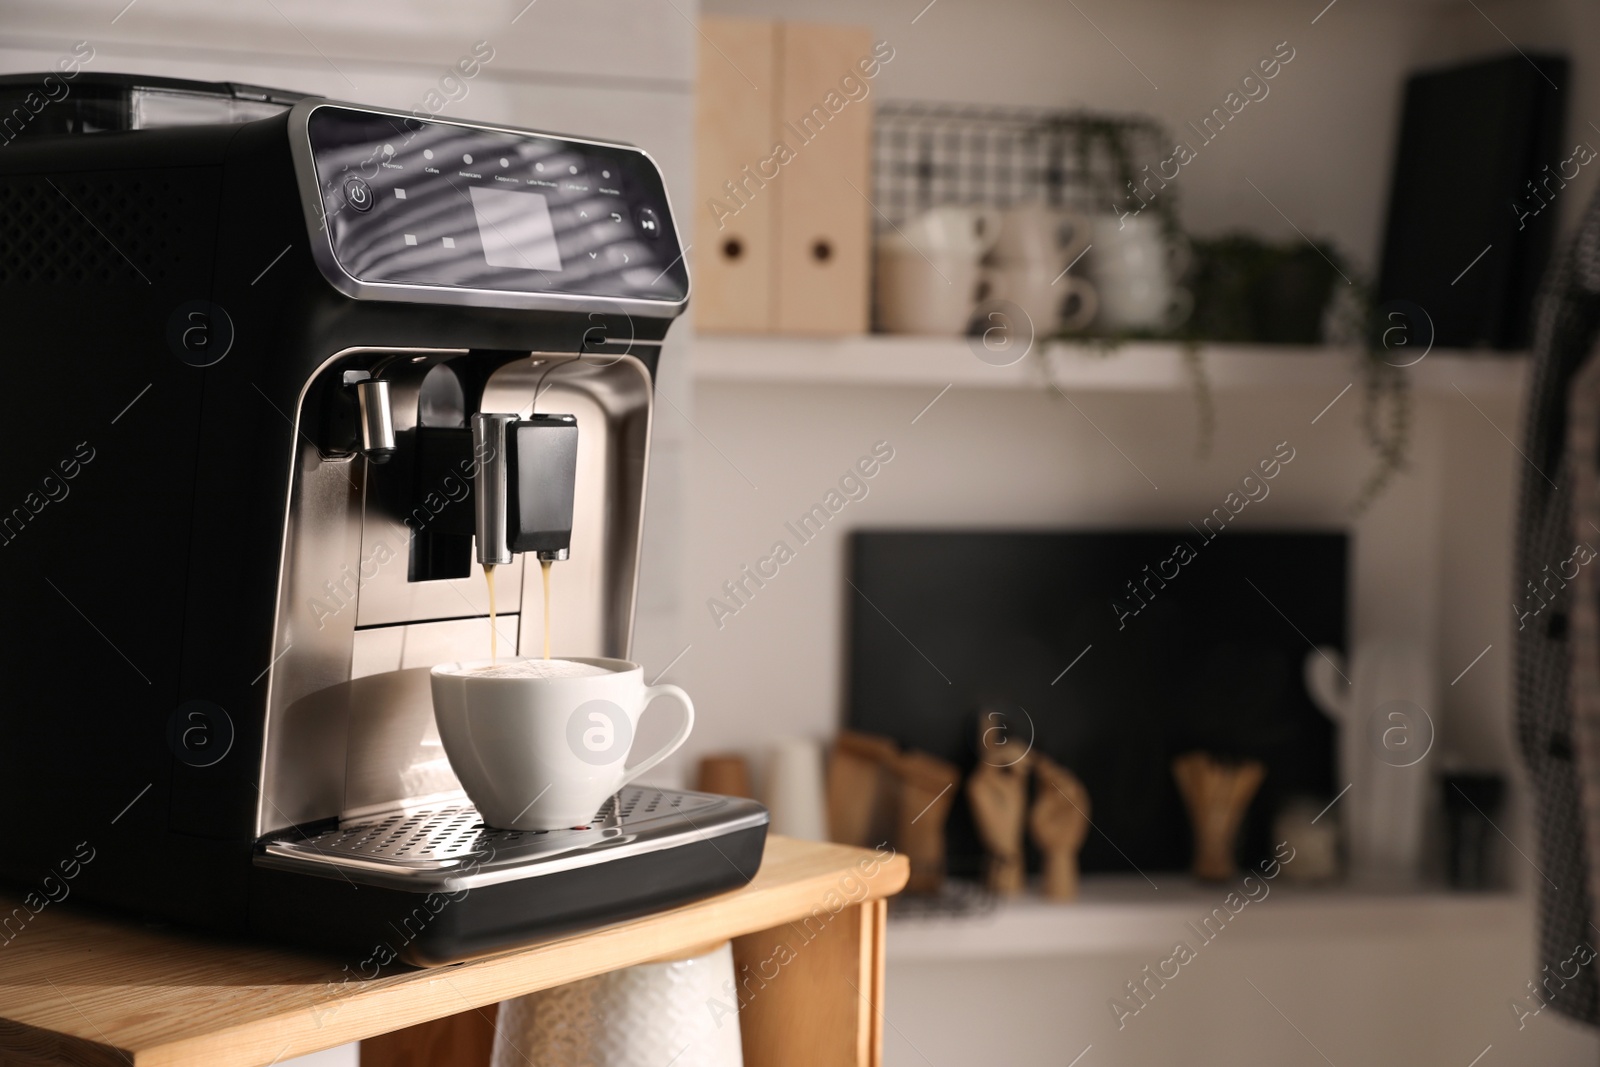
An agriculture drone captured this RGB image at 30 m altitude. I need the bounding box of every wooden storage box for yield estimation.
[694,18,877,335]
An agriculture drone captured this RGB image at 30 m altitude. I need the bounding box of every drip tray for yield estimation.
[255,786,767,894]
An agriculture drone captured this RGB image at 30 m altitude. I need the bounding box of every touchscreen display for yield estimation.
[469,187,563,271]
[305,106,687,304]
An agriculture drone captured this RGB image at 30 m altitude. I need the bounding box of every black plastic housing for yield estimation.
[0,85,705,957]
[508,415,579,556]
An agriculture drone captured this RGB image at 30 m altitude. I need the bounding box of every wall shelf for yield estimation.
[692,334,1529,395]
[887,876,1527,962]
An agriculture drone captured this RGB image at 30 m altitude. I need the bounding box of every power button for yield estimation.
[343,176,374,213]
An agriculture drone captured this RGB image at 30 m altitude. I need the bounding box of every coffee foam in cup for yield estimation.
[452,659,614,680]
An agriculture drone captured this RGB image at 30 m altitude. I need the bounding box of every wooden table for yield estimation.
[0,836,906,1067]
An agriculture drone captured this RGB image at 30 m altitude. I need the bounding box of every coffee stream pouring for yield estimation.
[0,74,767,967]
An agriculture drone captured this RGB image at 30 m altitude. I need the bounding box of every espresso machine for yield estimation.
[0,75,766,964]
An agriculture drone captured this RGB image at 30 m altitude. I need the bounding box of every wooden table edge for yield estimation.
[3,837,908,1067]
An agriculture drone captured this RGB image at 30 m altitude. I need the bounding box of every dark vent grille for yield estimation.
[0,172,212,285]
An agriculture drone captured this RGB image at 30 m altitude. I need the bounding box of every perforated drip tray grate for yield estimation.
[255,786,766,892]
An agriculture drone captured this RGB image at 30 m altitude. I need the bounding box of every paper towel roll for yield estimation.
[491,941,744,1067]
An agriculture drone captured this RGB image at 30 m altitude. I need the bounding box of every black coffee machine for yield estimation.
[0,74,765,965]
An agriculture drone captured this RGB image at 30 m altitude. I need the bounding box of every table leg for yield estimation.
[731,898,887,1067]
[359,1003,497,1067]
[359,898,890,1067]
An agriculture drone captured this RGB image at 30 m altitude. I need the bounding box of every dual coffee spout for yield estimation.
[470,412,580,568]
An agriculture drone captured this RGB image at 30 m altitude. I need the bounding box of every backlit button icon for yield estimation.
[404,234,417,245]
[610,212,623,223]
[637,207,660,237]
[578,210,589,219]
[395,188,407,200]
[342,176,373,212]
[442,237,456,248]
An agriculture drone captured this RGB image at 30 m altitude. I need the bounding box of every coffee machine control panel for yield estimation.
[299,104,688,311]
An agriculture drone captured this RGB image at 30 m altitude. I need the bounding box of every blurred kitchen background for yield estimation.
[7,0,1600,1063]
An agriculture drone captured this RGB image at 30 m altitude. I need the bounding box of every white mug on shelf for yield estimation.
[977,262,1098,336]
[875,235,985,336]
[898,204,1003,257]
[1087,214,1193,333]
[990,204,1091,268]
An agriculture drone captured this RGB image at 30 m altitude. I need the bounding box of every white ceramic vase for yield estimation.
[1304,642,1436,885]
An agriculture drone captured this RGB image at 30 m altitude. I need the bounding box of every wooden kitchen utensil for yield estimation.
[1172,752,1266,881]
[826,730,900,847]
[892,750,961,894]
[1028,756,1091,901]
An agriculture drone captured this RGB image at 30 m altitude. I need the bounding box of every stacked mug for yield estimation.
[1085,214,1192,333]
[976,206,1098,338]
[874,204,1192,337]
[875,206,999,335]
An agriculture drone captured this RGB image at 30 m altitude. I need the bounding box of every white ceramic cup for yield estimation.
[876,240,985,335]
[1087,214,1193,332]
[990,205,1091,267]
[899,205,1002,256]
[977,263,1099,334]
[430,656,694,831]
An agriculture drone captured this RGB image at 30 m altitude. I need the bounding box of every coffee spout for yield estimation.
[472,413,516,567]
[471,411,579,568]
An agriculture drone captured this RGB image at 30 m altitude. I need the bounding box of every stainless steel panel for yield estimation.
[343,616,517,821]
[354,513,524,628]
[257,347,655,837]
[349,615,515,679]
[355,355,523,629]
[256,438,364,832]
[485,357,654,662]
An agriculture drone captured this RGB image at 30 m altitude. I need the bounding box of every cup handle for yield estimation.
[1167,235,1193,279]
[972,207,1005,255]
[1057,210,1092,265]
[1164,286,1194,331]
[618,684,695,789]
[1058,277,1100,332]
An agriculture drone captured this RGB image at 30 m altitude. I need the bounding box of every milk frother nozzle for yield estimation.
[354,379,396,463]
